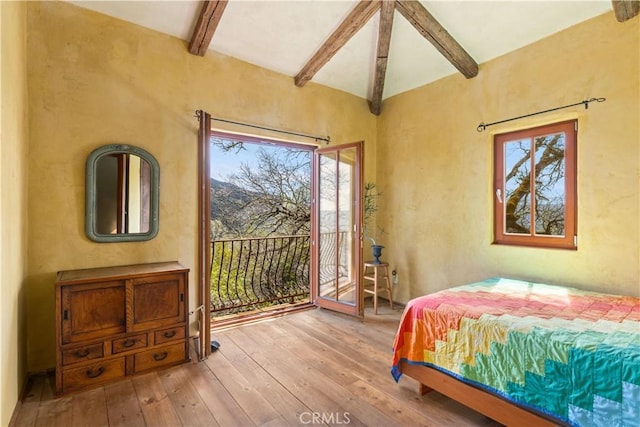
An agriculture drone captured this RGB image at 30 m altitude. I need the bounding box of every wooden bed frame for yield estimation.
[399,361,563,427]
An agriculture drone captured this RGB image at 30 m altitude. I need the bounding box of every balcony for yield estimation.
[210,235,311,321]
[210,231,350,323]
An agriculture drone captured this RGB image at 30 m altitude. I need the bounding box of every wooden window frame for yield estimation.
[493,120,577,250]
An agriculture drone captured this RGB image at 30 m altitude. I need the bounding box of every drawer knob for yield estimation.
[86,366,104,379]
[153,352,168,361]
[163,331,176,338]
[74,349,90,358]
[123,339,136,348]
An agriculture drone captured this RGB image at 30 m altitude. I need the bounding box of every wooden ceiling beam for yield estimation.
[612,0,640,22]
[188,0,228,56]
[395,0,478,79]
[369,1,395,115]
[294,0,381,87]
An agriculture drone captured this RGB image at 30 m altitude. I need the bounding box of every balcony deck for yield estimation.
[11,305,501,427]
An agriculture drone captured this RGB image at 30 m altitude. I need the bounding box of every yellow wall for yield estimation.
[1,1,29,424]
[16,1,640,387]
[378,11,639,302]
[25,1,377,373]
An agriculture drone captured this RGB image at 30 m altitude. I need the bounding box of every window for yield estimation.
[493,120,577,249]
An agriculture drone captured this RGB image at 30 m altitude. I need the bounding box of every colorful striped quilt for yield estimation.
[391,278,640,427]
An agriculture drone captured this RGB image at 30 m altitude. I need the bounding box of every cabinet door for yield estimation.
[128,273,185,331]
[60,281,126,344]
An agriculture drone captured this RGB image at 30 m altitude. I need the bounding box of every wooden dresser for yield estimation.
[55,261,190,395]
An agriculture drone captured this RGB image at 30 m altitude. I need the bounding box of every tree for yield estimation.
[504,134,565,235]
[211,140,311,238]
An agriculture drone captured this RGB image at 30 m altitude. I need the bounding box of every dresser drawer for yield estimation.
[133,342,186,373]
[154,326,185,345]
[62,343,104,366]
[62,357,125,393]
[112,333,147,354]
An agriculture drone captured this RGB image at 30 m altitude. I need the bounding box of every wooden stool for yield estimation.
[363,262,393,314]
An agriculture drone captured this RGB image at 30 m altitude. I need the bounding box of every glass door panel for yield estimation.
[313,143,362,317]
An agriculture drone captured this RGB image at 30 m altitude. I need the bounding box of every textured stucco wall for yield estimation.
[22,1,640,378]
[1,1,28,424]
[26,1,377,372]
[377,11,639,302]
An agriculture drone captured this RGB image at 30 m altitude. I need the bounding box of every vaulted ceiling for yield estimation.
[70,1,637,114]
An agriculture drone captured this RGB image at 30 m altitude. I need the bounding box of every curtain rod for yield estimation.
[476,97,606,132]
[204,114,331,144]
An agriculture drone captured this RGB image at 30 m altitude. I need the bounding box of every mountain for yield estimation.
[210,178,251,219]
[209,177,310,239]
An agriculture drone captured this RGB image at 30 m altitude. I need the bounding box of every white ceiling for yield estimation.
[69,1,613,100]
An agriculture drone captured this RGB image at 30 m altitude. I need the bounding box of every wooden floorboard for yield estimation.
[11,305,502,426]
[132,372,182,427]
[11,374,45,427]
[228,325,385,427]
[213,334,310,422]
[158,366,219,427]
[183,361,253,427]
[104,379,145,427]
[71,387,109,427]
[204,343,291,425]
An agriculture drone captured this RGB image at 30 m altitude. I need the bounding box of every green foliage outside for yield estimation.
[209,138,312,315]
[210,237,310,315]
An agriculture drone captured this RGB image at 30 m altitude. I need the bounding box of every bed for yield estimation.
[391,277,640,427]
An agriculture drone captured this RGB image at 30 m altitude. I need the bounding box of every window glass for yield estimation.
[494,120,576,249]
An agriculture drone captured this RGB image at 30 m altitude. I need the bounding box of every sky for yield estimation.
[210,140,266,181]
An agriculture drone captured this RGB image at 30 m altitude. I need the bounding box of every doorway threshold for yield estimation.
[210,301,315,331]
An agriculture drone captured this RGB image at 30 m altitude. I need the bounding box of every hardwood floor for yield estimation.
[11,304,502,426]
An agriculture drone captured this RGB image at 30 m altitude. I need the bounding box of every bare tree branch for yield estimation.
[504,135,564,234]
[211,144,311,239]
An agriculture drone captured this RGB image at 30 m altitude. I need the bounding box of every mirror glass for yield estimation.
[86,144,159,242]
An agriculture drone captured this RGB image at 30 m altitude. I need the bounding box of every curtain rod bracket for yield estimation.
[477,97,606,132]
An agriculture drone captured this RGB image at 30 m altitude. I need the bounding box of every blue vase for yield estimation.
[371,244,384,264]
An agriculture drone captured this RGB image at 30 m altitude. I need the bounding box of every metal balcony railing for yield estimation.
[210,235,311,315]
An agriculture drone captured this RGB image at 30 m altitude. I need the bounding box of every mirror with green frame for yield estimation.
[85,144,159,242]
